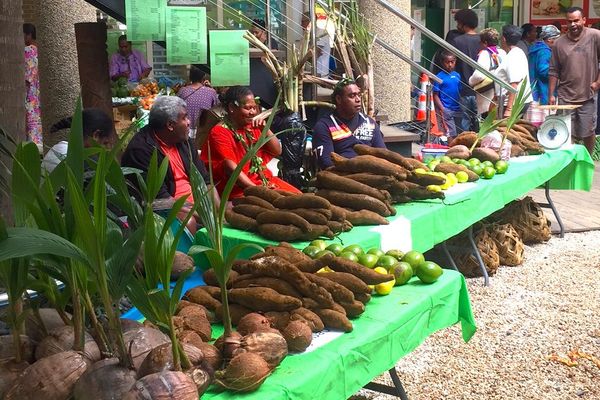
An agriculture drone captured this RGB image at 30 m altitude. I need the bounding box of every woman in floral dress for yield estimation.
[24,23,42,146]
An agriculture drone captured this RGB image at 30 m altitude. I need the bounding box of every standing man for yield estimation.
[549,7,600,154]
[109,35,152,82]
[450,9,481,133]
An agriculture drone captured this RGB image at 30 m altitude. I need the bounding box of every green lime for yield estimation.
[401,250,425,271]
[495,160,509,174]
[427,184,442,193]
[440,155,453,163]
[389,262,413,286]
[339,251,359,262]
[452,158,462,164]
[343,244,364,257]
[375,255,398,269]
[326,243,344,256]
[358,253,379,269]
[456,171,469,183]
[309,240,327,251]
[482,166,496,179]
[416,261,443,284]
[302,245,321,259]
[458,159,471,167]
[481,160,494,168]
[470,165,483,176]
[315,250,335,259]
[385,249,404,261]
[468,158,481,166]
[367,248,385,258]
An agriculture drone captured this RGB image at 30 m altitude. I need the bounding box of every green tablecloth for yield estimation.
[203,270,476,400]
[195,144,594,255]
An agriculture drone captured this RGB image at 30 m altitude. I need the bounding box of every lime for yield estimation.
[325,243,343,256]
[358,253,379,269]
[373,267,389,275]
[452,158,462,164]
[495,160,509,174]
[428,160,440,170]
[343,244,364,257]
[310,240,327,251]
[456,171,469,183]
[458,159,471,167]
[401,250,425,270]
[440,155,453,163]
[470,164,483,176]
[468,158,481,166]
[482,166,496,179]
[376,255,398,269]
[414,167,428,174]
[367,248,385,258]
[389,262,413,286]
[481,160,494,168]
[445,173,457,186]
[415,261,443,284]
[302,245,321,259]
[315,249,335,259]
[427,184,442,193]
[385,249,404,260]
[339,251,359,262]
[374,280,395,295]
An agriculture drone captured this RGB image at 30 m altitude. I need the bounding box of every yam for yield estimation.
[330,152,407,179]
[391,194,412,203]
[406,185,445,200]
[511,144,526,157]
[203,269,239,288]
[446,145,471,160]
[304,273,355,304]
[215,303,252,325]
[172,313,212,342]
[329,204,347,221]
[289,308,324,332]
[243,186,281,203]
[345,209,389,226]
[354,292,372,304]
[316,189,390,217]
[228,287,302,312]
[252,243,312,264]
[388,181,410,195]
[184,287,222,311]
[338,300,365,317]
[273,193,331,210]
[353,144,416,172]
[314,207,333,219]
[341,173,397,189]
[313,309,353,332]
[406,171,447,186]
[236,256,335,308]
[316,171,391,203]
[327,220,344,233]
[232,204,269,219]
[225,210,257,231]
[288,208,329,225]
[257,223,303,241]
[434,163,479,182]
[299,225,334,241]
[256,210,312,233]
[319,254,395,285]
[471,147,500,163]
[449,131,478,148]
[232,195,275,210]
[316,271,370,294]
[274,189,295,196]
[177,304,207,320]
[232,276,303,299]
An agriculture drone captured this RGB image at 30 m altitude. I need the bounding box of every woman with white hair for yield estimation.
[469,28,506,116]
[529,25,561,105]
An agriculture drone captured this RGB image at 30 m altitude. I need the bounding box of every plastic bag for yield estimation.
[271,111,308,189]
[480,130,511,161]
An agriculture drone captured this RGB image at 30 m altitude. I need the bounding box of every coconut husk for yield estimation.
[281,320,312,352]
[25,308,69,342]
[236,313,272,336]
[35,326,100,363]
[0,334,35,363]
[215,352,271,392]
[123,371,199,400]
[0,360,29,398]
[136,342,207,379]
[122,327,170,371]
[233,331,288,369]
[73,358,137,400]
[489,223,524,266]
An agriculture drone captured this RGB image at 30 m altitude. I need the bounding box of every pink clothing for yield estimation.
[25,44,42,145]
[109,49,150,82]
[177,85,219,129]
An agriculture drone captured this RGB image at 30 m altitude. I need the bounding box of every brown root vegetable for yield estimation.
[341,172,397,189]
[0,334,35,363]
[281,320,312,352]
[354,292,372,304]
[234,331,288,369]
[299,224,334,241]
[353,144,419,172]
[406,171,447,187]
[256,210,312,233]
[184,286,222,311]
[177,330,205,351]
[304,273,355,304]
[233,276,303,299]
[449,131,479,148]
[316,171,391,203]
[225,209,258,231]
[391,194,412,203]
[313,309,353,332]
[330,152,407,179]
[236,257,335,308]
[35,325,100,362]
[215,352,271,392]
[434,163,479,182]
[511,144,526,157]
[124,371,198,400]
[25,308,69,342]
[232,204,270,219]
[232,195,276,210]
[172,308,212,341]
[236,313,272,336]
[289,308,324,332]
[446,145,471,160]
[215,303,253,325]
[345,209,389,225]
[316,271,371,294]
[327,220,345,233]
[253,242,312,265]
[5,350,88,400]
[136,342,205,379]
[264,311,291,330]
[0,360,28,398]
[301,298,346,315]
[203,268,239,288]
[316,189,390,216]
[172,251,195,280]
[243,186,281,202]
[177,303,208,320]
[257,223,303,241]
[73,358,136,400]
[329,204,347,221]
[338,300,366,317]
[123,327,171,371]
[288,208,329,225]
[228,287,302,312]
[472,147,500,163]
[406,184,446,200]
[320,254,395,285]
[273,193,331,210]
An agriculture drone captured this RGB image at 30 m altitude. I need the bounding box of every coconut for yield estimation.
[214,332,242,362]
[0,334,36,363]
[120,318,144,333]
[177,304,208,320]
[264,311,291,331]
[123,371,199,400]
[35,325,100,362]
[136,342,205,379]
[215,352,271,392]
[178,332,222,371]
[5,350,88,400]
[25,308,69,342]
[234,331,288,369]
[0,360,29,398]
[236,313,272,335]
[123,326,171,370]
[73,358,136,400]
[172,251,195,280]
[281,320,313,352]
[185,365,212,395]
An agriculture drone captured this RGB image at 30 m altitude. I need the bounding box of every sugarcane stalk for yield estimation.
[300,100,336,109]
[303,75,338,88]
[297,49,314,74]
[366,57,375,117]
[347,47,364,77]
[243,32,282,77]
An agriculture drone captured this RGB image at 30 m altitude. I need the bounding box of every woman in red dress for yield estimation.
[200,86,301,199]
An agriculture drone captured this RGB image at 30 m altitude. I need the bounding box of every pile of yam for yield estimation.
[225,186,353,242]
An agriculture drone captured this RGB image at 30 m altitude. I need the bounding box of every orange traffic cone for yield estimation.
[415,73,443,136]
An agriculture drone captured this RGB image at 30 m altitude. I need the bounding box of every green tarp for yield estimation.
[202,270,476,400]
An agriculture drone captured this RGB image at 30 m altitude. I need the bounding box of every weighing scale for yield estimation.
[535,105,581,150]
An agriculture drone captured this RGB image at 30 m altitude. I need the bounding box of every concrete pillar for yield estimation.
[36,0,97,148]
[360,0,411,123]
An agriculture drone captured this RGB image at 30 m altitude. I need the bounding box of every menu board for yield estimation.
[125,0,166,41]
[209,30,250,86]
[166,6,208,64]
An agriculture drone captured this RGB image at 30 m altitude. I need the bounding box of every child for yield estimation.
[433,51,463,138]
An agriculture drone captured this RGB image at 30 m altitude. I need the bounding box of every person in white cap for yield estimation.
[528,24,561,105]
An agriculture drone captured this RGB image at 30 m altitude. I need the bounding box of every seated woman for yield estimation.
[200,86,301,199]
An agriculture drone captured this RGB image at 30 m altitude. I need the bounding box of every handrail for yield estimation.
[373,0,517,94]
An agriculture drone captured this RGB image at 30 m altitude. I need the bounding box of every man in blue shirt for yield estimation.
[312,79,386,169]
[433,51,463,138]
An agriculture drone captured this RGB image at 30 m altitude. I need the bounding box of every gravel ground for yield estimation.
[355,231,600,400]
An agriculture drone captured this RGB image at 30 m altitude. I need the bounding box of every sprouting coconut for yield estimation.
[136,342,207,379]
[25,308,69,342]
[4,350,88,400]
[122,326,170,370]
[73,358,137,400]
[0,334,36,363]
[0,360,29,398]
[233,331,288,369]
[35,325,100,362]
[281,320,313,352]
[214,331,242,362]
[236,313,272,336]
[215,352,271,392]
[123,371,199,400]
